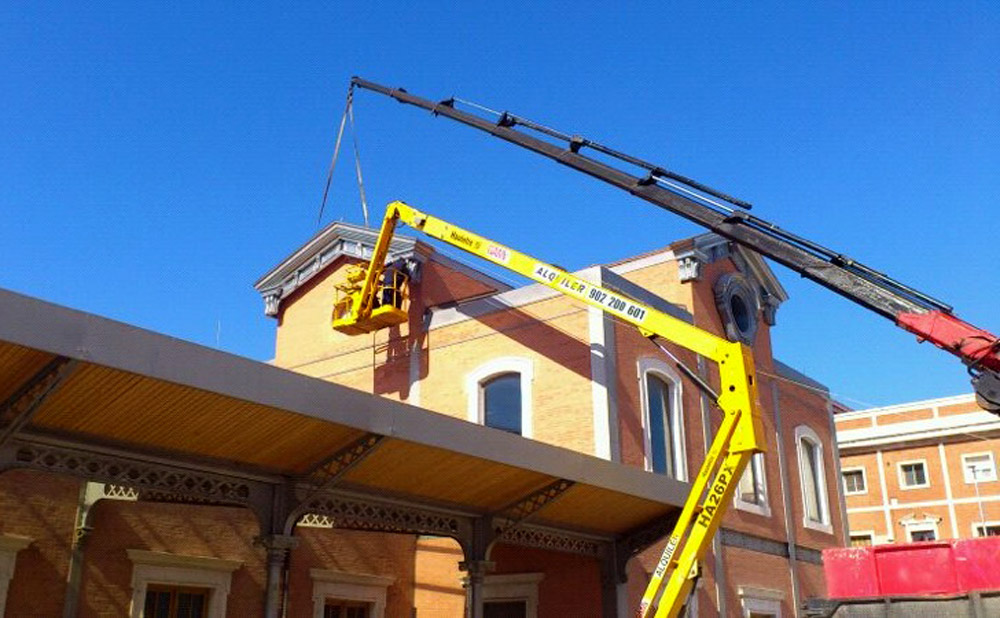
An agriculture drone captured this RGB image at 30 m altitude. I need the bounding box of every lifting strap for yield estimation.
[317,85,370,227]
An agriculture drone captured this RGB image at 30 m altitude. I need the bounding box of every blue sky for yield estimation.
[1,3,997,408]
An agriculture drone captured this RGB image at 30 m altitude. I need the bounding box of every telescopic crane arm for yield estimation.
[333,200,765,618]
[348,77,1000,412]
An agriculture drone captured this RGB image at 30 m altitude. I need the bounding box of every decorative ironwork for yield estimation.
[0,357,76,448]
[103,484,140,500]
[13,444,254,504]
[495,524,603,557]
[618,513,680,559]
[300,433,384,498]
[493,478,574,538]
[297,513,335,528]
[303,495,464,538]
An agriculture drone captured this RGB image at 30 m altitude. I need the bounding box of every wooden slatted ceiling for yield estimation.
[25,360,364,474]
[0,343,56,403]
[341,440,556,512]
[532,484,670,533]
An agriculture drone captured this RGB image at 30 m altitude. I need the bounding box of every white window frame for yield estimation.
[795,425,832,534]
[465,357,534,438]
[904,521,939,543]
[848,530,876,547]
[310,569,395,618]
[897,459,930,490]
[971,520,1000,538]
[483,572,544,618]
[738,586,783,618]
[637,357,687,481]
[127,549,241,618]
[841,466,868,496]
[0,535,31,617]
[734,452,771,517]
[962,452,998,484]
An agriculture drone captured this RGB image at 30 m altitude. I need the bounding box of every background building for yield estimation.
[836,393,1000,545]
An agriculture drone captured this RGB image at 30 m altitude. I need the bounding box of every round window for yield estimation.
[714,273,758,344]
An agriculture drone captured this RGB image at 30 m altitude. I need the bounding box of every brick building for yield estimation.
[837,393,1000,546]
[251,221,847,616]
[0,218,846,618]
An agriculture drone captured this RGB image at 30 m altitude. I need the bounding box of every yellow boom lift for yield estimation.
[332,200,766,618]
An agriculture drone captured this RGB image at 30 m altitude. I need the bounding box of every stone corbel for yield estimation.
[675,248,708,283]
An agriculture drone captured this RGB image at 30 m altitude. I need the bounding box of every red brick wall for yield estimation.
[78,499,265,618]
[286,528,416,618]
[0,469,78,618]
[490,543,604,618]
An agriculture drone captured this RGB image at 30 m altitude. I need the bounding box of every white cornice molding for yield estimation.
[310,568,396,588]
[835,393,976,423]
[127,549,242,573]
[838,412,1000,450]
[0,535,31,553]
[253,221,508,317]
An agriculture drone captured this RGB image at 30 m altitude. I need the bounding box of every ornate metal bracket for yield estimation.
[299,433,384,498]
[493,478,574,540]
[0,357,77,448]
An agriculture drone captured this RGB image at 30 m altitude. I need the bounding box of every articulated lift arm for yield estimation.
[348,77,1000,412]
[333,201,766,618]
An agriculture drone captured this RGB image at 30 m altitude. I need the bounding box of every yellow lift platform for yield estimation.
[333,200,766,618]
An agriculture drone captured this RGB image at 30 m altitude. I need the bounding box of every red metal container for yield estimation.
[824,537,1000,598]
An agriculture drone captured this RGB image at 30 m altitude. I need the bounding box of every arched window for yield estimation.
[638,358,686,480]
[795,425,832,533]
[481,373,522,435]
[465,358,533,438]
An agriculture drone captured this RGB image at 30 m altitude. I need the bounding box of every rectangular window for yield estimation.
[842,468,866,495]
[736,453,769,515]
[974,523,1000,537]
[144,586,209,618]
[899,461,929,489]
[323,601,370,618]
[645,374,675,477]
[484,601,528,618]
[849,533,873,547]
[801,440,823,523]
[908,527,936,542]
[962,453,997,483]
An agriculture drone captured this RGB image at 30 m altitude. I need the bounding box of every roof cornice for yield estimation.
[252,221,508,318]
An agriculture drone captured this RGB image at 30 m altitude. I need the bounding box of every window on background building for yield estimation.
[973,523,1000,537]
[842,468,867,495]
[481,373,522,435]
[796,426,831,532]
[736,453,770,515]
[324,601,371,618]
[639,359,686,481]
[899,461,929,489]
[908,525,937,542]
[849,533,874,547]
[962,452,997,483]
[144,586,208,618]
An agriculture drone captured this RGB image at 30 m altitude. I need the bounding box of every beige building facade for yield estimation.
[836,393,1000,546]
